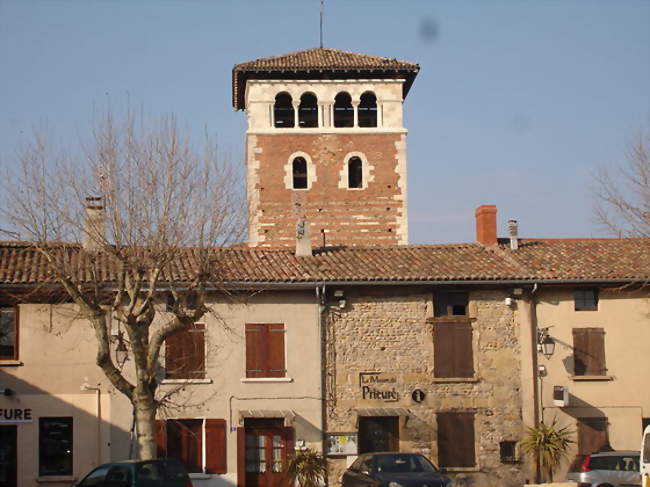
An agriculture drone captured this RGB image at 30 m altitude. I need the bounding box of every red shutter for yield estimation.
[246,324,265,377]
[188,324,206,379]
[267,324,286,378]
[587,328,606,376]
[237,427,246,487]
[573,329,589,375]
[155,420,167,458]
[205,419,227,474]
[166,325,205,379]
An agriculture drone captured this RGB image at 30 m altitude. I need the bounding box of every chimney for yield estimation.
[475,205,497,246]
[508,219,519,250]
[83,196,105,250]
[295,218,312,257]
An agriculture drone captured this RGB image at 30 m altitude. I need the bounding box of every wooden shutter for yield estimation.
[237,427,246,487]
[267,324,286,378]
[573,328,606,376]
[246,323,285,378]
[578,417,609,454]
[205,419,227,474]
[155,420,167,458]
[437,412,476,467]
[166,324,205,379]
[434,321,473,378]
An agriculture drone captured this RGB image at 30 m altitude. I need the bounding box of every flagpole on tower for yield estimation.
[320,0,324,48]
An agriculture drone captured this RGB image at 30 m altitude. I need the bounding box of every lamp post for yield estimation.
[115,331,129,368]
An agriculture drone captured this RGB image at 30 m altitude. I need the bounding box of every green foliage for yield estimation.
[286,448,328,487]
[522,418,575,482]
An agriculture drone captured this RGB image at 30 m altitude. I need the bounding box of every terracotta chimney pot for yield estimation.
[475,205,497,246]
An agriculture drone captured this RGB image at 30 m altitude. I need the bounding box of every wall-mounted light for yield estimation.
[537,326,555,359]
[334,289,346,309]
[115,331,129,367]
[0,388,14,397]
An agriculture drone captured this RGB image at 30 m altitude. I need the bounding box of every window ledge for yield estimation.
[240,377,294,383]
[189,473,214,479]
[0,359,23,366]
[432,376,479,383]
[161,378,213,385]
[441,466,480,473]
[36,476,76,483]
[571,375,613,382]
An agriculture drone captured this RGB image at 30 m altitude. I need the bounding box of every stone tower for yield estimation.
[232,48,419,248]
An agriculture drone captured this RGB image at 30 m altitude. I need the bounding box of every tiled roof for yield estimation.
[232,48,420,110]
[1,239,648,286]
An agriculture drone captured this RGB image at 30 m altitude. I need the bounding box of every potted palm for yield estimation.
[522,418,574,483]
[286,448,328,487]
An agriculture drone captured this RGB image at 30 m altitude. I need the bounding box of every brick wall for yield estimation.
[324,287,527,487]
[247,133,407,247]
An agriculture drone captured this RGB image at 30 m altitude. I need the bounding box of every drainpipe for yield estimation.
[530,284,542,483]
[316,284,328,481]
[81,383,102,466]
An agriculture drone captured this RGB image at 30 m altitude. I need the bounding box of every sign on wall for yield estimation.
[326,433,358,456]
[359,372,399,402]
[0,408,33,423]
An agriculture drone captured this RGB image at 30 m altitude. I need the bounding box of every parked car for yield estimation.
[342,452,451,487]
[566,450,640,487]
[641,425,650,486]
[72,458,193,487]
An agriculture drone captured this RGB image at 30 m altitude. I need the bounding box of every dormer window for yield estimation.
[274,92,294,128]
[348,157,363,188]
[358,91,377,127]
[334,92,354,127]
[292,157,308,189]
[298,93,318,128]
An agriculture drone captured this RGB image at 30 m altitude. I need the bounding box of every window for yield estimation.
[348,156,363,189]
[245,323,285,378]
[274,92,294,128]
[298,93,318,128]
[358,91,377,127]
[437,412,475,468]
[434,292,468,317]
[573,328,606,376]
[433,292,473,378]
[575,288,598,311]
[358,417,399,454]
[577,417,609,454]
[334,92,354,127]
[292,157,308,189]
[499,441,517,463]
[0,307,17,360]
[39,417,73,476]
[156,419,226,474]
[165,323,205,379]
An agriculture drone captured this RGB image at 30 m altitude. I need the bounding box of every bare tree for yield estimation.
[594,135,650,237]
[2,110,243,459]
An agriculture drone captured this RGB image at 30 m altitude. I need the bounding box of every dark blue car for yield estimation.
[73,458,192,487]
[342,453,451,487]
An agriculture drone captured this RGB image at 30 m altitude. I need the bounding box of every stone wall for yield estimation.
[324,286,527,487]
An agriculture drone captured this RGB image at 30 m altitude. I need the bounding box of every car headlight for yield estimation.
[388,482,404,487]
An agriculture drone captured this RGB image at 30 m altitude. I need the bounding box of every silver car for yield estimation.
[566,450,640,487]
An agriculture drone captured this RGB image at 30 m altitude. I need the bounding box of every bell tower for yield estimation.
[232,48,419,248]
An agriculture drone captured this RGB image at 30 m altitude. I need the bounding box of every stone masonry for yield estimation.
[324,286,527,487]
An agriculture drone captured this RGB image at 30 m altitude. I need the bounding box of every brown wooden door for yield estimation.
[0,426,17,487]
[358,417,399,454]
[244,420,293,487]
[578,417,609,454]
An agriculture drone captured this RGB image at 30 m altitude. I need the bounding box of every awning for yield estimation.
[238,409,296,427]
[355,407,411,417]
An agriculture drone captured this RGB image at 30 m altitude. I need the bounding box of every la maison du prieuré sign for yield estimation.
[359,372,399,402]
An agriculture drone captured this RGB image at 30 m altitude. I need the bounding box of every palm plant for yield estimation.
[522,418,575,482]
[286,448,328,487]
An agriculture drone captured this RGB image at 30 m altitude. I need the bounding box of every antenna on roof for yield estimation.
[320,0,324,48]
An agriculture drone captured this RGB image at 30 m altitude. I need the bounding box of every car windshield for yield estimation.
[374,454,437,474]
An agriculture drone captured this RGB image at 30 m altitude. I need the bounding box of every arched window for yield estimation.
[358,91,377,127]
[292,157,308,189]
[298,93,318,128]
[274,92,294,128]
[333,92,354,127]
[348,157,363,188]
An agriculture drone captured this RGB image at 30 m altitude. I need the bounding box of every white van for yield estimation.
[642,424,650,486]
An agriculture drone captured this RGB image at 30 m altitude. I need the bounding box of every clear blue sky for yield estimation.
[1,0,648,244]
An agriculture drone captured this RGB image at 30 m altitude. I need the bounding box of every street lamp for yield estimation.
[537,326,555,359]
[115,331,129,367]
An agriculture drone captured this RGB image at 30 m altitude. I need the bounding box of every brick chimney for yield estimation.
[475,205,497,246]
